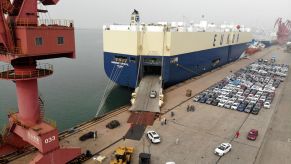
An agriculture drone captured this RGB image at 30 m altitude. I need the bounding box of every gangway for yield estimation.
[129,75,163,113]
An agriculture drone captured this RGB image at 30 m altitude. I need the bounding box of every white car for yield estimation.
[257,91,263,95]
[217,95,224,101]
[214,143,232,156]
[236,92,243,96]
[218,100,227,107]
[224,102,232,109]
[260,96,266,102]
[250,99,257,104]
[231,103,240,110]
[149,90,157,98]
[254,94,260,99]
[238,96,245,101]
[264,102,271,109]
[146,130,161,144]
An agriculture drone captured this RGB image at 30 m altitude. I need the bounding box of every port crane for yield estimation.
[274,18,291,45]
[0,0,81,163]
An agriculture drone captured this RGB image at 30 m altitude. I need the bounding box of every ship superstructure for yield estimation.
[103,11,253,88]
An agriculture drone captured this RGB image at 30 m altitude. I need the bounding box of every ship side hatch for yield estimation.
[143,65,161,76]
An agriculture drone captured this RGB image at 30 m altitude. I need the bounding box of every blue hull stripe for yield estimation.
[104,43,248,88]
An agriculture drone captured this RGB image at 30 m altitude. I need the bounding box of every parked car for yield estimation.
[199,97,207,103]
[251,107,260,115]
[214,143,232,156]
[267,95,274,101]
[206,98,213,104]
[193,95,201,102]
[237,102,247,112]
[218,100,227,107]
[211,99,219,106]
[259,96,267,102]
[106,120,120,129]
[273,81,280,88]
[231,102,240,110]
[79,131,94,141]
[146,130,161,144]
[216,95,224,101]
[224,102,232,109]
[264,102,271,109]
[244,103,254,113]
[247,129,258,141]
[238,96,245,102]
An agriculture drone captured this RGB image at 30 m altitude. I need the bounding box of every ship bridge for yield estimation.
[129,75,162,113]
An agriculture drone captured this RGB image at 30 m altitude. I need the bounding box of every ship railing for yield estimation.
[105,24,249,32]
[0,63,53,80]
[14,19,74,28]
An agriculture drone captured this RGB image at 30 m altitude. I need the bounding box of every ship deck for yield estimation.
[11,46,291,164]
[129,75,161,113]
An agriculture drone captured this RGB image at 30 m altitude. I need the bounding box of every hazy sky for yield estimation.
[46,0,291,30]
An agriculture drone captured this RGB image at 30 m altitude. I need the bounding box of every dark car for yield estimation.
[269,92,275,98]
[79,131,94,141]
[243,91,250,97]
[212,94,219,99]
[244,104,253,113]
[237,102,248,112]
[206,98,213,104]
[266,96,273,103]
[106,120,120,129]
[262,92,269,97]
[250,89,257,95]
[254,102,262,109]
[211,99,219,106]
[273,82,280,88]
[247,129,258,141]
[251,107,260,115]
[199,97,207,103]
[139,153,151,164]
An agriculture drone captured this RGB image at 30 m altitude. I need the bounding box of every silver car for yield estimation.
[150,90,157,98]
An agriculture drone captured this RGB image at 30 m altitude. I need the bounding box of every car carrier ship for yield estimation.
[103,10,253,88]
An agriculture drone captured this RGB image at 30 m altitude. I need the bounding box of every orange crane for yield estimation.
[0,0,81,163]
[274,18,291,45]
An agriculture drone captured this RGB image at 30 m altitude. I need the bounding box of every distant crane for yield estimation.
[274,18,291,45]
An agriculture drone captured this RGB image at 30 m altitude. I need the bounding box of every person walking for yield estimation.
[235,131,240,138]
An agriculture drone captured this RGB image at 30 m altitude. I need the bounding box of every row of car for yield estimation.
[193,59,289,115]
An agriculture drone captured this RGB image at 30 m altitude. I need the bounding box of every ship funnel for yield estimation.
[130,9,140,25]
